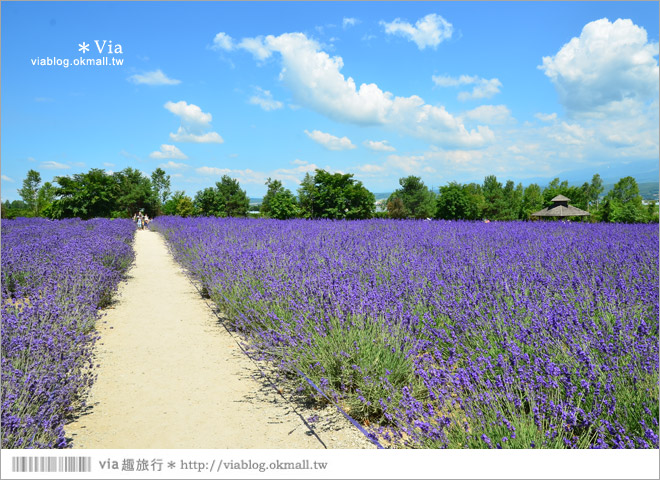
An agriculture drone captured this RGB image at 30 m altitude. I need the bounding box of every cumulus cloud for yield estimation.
[535,112,558,122]
[165,101,224,144]
[40,161,70,170]
[461,105,511,125]
[212,32,235,51]
[230,32,492,148]
[158,161,189,170]
[149,144,188,160]
[128,69,181,85]
[165,100,212,125]
[433,74,502,100]
[380,13,453,49]
[364,140,396,152]
[539,18,659,116]
[343,17,360,29]
[305,129,357,151]
[238,36,272,61]
[169,128,224,144]
[249,87,283,111]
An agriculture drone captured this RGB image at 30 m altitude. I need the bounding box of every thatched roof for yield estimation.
[551,194,570,202]
[532,195,590,217]
[532,204,590,217]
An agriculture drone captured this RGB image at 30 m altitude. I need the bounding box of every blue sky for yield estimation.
[2,1,658,201]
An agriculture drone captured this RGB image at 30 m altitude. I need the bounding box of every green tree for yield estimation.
[386,196,407,219]
[520,183,544,220]
[500,180,523,220]
[304,169,375,220]
[193,187,221,216]
[36,182,57,217]
[163,191,194,217]
[18,169,42,216]
[50,168,118,219]
[482,175,505,220]
[261,178,298,219]
[113,167,158,218]
[463,183,485,220]
[585,173,604,211]
[193,176,249,217]
[297,172,317,219]
[151,168,171,212]
[217,175,250,217]
[600,176,647,223]
[387,176,436,219]
[435,182,470,220]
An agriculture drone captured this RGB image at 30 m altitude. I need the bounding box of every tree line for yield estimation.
[2,167,657,224]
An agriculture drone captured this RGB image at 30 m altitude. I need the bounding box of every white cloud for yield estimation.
[40,161,70,170]
[196,166,231,176]
[128,69,181,86]
[433,74,502,100]
[169,127,224,144]
[548,122,593,146]
[356,164,387,174]
[343,17,360,29]
[539,18,659,116]
[431,74,477,87]
[231,32,492,148]
[238,36,272,61]
[165,101,224,144]
[164,100,212,125]
[103,162,115,167]
[364,140,396,152]
[535,112,558,122]
[212,32,235,51]
[149,144,188,160]
[158,161,189,170]
[2,175,14,182]
[458,78,502,101]
[304,129,357,151]
[380,13,453,50]
[461,105,511,125]
[249,87,283,111]
[291,159,308,165]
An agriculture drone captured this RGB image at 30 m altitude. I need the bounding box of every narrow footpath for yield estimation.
[66,229,373,449]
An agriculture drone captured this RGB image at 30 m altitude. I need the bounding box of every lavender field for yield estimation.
[1,218,135,448]
[153,217,659,449]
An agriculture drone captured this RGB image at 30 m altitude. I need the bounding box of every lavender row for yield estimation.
[1,217,135,448]
[153,217,658,448]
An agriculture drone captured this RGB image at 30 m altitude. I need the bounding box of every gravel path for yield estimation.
[66,228,374,449]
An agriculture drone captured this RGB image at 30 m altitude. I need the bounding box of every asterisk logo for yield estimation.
[78,42,90,53]
[167,461,176,469]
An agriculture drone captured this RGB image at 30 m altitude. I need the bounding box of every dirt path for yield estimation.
[67,229,374,449]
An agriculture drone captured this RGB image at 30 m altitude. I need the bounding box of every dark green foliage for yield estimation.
[50,169,118,219]
[151,168,171,213]
[520,183,544,220]
[163,191,195,217]
[599,176,649,223]
[387,176,436,219]
[114,167,159,218]
[261,178,299,219]
[298,169,375,220]
[17,170,42,216]
[436,182,470,220]
[193,175,249,217]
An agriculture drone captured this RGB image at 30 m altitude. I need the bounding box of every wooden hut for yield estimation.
[531,195,590,218]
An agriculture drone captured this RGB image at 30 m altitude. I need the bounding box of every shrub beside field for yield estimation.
[1,218,135,448]
[153,217,659,448]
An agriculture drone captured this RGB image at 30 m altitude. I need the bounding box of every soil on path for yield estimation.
[66,229,374,449]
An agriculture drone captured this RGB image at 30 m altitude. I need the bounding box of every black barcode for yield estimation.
[11,456,92,473]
